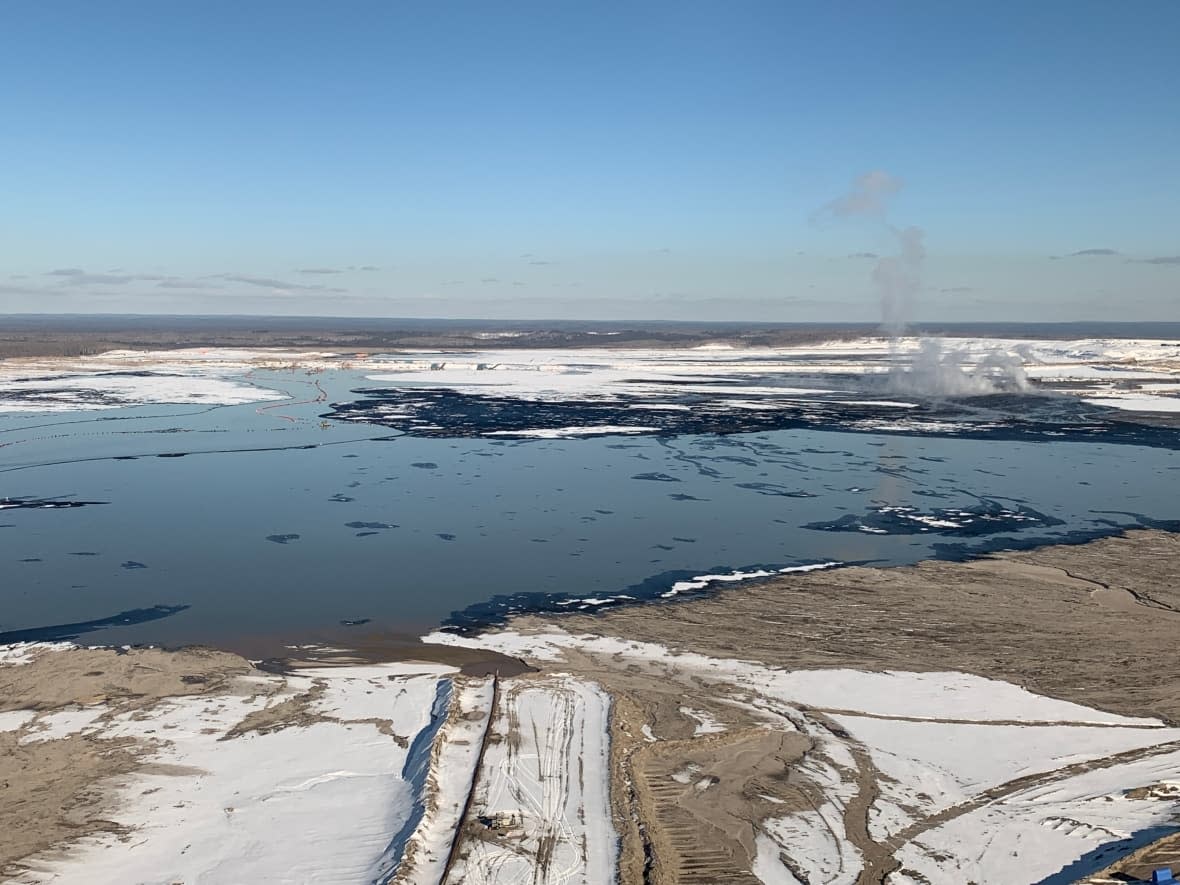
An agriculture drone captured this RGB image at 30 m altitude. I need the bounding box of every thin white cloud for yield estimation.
[212,273,337,292]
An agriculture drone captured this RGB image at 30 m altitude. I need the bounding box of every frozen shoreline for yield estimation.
[1,335,1177,418]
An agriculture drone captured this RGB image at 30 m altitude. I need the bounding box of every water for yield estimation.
[2,368,1178,648]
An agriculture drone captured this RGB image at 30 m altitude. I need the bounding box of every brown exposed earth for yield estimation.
[0,646,258,873]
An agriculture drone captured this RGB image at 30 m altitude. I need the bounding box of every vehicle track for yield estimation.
[439,674,500,883]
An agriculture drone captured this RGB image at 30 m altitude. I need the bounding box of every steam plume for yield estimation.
[874,225,925,335]
[815,170,903,219]
[816,171,925,334]
[888,340,1030,395]
[818,172,1029,396]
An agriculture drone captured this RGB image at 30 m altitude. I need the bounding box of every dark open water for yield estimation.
[2,363,1178,648]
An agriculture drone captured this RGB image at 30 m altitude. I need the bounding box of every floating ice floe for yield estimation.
[483,424,660,438]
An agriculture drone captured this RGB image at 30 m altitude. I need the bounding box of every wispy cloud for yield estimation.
[44,268,171,285]
[812,170,903,222]
[179,289,361,305]
[1068,248,1119,257]
[297,267,343,275]
[1,283,64,297]
[71,273,138,284]
[157,279,221,290]
[1129,255,1180,265]
[213,273,333,292]
[848,252,879,259]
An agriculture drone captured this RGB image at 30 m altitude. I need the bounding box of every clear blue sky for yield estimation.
[2,1,1178,321]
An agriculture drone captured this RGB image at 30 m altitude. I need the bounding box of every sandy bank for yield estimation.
[538,528,1180,725]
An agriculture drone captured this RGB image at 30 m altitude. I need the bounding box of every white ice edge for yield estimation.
[0,641,76,665]
[483,424,660,438]
[661,561,843,598]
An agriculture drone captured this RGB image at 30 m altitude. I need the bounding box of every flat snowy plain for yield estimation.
[1,335,1177,419]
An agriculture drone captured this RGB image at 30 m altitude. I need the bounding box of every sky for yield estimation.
[2,1,1178,322]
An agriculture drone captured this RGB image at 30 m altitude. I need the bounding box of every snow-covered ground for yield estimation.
[6,621,1178,883]
[0,348,310,411]
[754,755,863,885]
[356,336,1180,413]
[1,643,617,885]
[890,749,1180,884]
[1,646,463,884]
[426,627,1180,885]
[446,675,617,885]
[0,372,288,411]
[2,335,1177,416]
[397,678,495,885]
[1088,393,1180,413]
